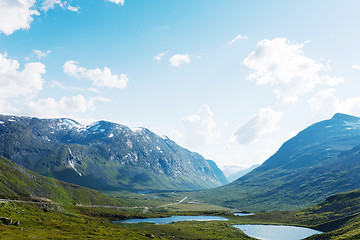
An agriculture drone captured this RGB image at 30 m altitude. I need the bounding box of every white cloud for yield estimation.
[63,60,128,89]
[243,38,343,103]
[67,5,80,12]
[33,49,51,59]
[153,52,167,61]
[41,0,79,12]
[169,54,191,67]
[234,107,283,144]
[23,95,110,118]
[107,0,125,5]
[352,65,360,70]
[0,53,45,99]
[182,105,217,147]
[228,34,248,45]
[309,89,360,118]
[0,0,39,35]
[0,0,80,35]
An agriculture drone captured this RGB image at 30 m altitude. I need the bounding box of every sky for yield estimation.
[1,0,360,175]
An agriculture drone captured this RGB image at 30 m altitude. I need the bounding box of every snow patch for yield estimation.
[67,147,82,176]
[108,133,114,138]
[129,126,144,133]
[0,121,4,124]
[156,146,163,153]
[8,119,16,122]
[89,122,101,131]
[344,120,360,129]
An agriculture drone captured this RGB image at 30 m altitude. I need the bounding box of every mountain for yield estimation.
[226,164,260,183]
[206,160,228,185]
[0,155,119,206]
[0,115,223,191]
[193,113,360,211]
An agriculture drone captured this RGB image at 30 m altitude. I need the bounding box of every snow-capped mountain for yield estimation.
[0,115,224,191]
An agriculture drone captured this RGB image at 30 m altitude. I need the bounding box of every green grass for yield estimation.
[2,188,360,240]
[121,221,254,240]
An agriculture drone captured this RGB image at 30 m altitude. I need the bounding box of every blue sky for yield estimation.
[1,0,360,174]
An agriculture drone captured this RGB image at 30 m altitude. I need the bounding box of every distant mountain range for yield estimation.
[193,113,360,211]
[0,115,225,191]
[226,164,260,183]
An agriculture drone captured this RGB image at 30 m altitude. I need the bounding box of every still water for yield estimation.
[234,224,323,240]
[234,212,254,216]
[114,215,228,225]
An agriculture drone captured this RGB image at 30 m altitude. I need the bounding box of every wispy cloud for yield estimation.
[49,80,100,93]
[23,95,110,118]
[33,49,51,59]
[107,0,125,5]
[352,65,360,70]
[228,34,248,45]
[182,105,218,147]
[153,52,167,61]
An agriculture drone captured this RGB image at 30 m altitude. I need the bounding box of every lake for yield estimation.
[114,215,228,225]
[234,224,323,240]
[234,212,254,216]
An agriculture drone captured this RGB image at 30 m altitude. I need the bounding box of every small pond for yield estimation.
[234,212,254,216]
[114,215,228,225]
[234,224,323,240]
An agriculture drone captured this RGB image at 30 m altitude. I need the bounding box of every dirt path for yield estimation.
[156,196,187,208]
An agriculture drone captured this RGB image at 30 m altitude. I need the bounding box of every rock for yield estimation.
[0,217,13,225]
[14,221,20,226]
[145,234,155,238]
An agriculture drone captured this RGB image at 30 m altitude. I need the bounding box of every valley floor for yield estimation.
[1,190,360,239]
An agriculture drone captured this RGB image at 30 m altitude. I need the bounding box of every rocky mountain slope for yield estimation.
[193,113,360,211]
[206,160,228,185]
[0,115,224,191]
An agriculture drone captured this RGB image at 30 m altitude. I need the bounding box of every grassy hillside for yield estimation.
[0,155,120,206]
[246,188,360,239]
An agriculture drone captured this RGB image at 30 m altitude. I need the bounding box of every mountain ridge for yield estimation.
[192,113,360,211]
[0,114,224,191]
